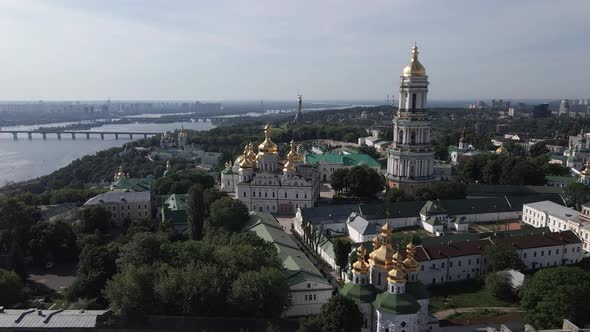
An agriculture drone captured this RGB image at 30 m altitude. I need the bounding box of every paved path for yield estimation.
[290,233,342,289]
[433,307,524,320]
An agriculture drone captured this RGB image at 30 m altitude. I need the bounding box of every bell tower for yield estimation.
[386,44,435,190]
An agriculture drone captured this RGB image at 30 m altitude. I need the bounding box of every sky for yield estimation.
[0,0,588,102]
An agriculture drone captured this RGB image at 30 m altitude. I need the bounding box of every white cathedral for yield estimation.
[386,45,435,190]
[220,124,320,214]
[341,223,436,332]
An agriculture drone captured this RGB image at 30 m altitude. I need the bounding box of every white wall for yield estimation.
[287,280,333,317]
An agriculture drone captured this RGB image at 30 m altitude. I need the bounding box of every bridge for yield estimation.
[0,130,161,140]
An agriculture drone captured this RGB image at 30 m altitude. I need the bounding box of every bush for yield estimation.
[485,271,514,300]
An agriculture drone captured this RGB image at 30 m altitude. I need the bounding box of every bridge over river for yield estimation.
[0,130,161,140]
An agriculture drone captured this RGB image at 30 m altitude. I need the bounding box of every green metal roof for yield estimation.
[372,292,421,315]
[161,194,188,225]
[111,176,155,192]
[243,212,330,286]
[340,283,378,303]
[304,153,381,168]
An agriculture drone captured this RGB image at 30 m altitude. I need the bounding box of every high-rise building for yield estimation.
[386,45,434,190]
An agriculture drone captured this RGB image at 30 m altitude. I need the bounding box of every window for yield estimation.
[307,283,310,288]
[313,294,316,300]
[243,192,247,197]
[534,251,537,257]
[421,265,424,271]
[524,252,527,258]
[556,249,560,254]
[285,193,287,198]
[265,192,267,197]
[449,262,453,267]
[401,322,407,327]
[442,262,445,268]
[565,248,568,253]
[468,259,471,265]
[541,251,544,256]
[253,192,256,197]
[411,93,417,111]
[548,250,551,255]
[272,192,275,198]
[304,295,307,301]
[476,258,480,264]
[296,193,299,198]
[458,261,462,267]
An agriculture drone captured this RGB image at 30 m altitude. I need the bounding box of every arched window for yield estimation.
[410,131,416,145]
[412,93,417,111]
[398,130,404,144]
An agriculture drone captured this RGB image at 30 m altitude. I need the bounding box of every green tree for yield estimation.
[80,205,111,233]
[485,271,514,300]
[67,242,120,301]
[330,168,348,195]
[230,267,291,318]
[345,165,384,197]
[529,142,549,157]
[104,265,156,319]
[29,221,77,264]
[0,268,27,306]
[208,197,249,232]
[300,294,364,332]
[116,232,166,268]
[187,185,205,240]
[483,243,526,272]
[333,239,352,272]
[563,182,590,209]
[521,267,590,329]
[357,145,381,159]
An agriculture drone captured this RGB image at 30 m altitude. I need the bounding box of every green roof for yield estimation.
[372,292,421,315]
[304,153,380,168]
[340,283,378,303]
[111,175,155,192]
[161,194,188,226]
[466,184,565,196]
[243,212,330,287]
[420,201,447,215]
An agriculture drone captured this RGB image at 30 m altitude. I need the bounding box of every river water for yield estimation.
[0,121,215,186]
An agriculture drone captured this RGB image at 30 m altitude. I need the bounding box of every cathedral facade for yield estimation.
[220,124,320,214]
[386,46,435,190]
[341,224,436,332]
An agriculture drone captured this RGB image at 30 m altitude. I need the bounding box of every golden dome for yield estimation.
[387,251,407,284]
[178,126,187,137]
[352,245,370,275]
[165,160,172,170]
[239,144,253,168]
[114,165,126,180]
[372,236,382,250]
[402,241,419,272]
[246,142,257,163]
[257,124,278,154]
[369,223,395,268]
[495,146,508,154]
[402,45,427,77]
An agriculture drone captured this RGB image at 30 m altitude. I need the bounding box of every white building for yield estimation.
[386,45,435,190]
[304,153,381,182]
[221,125,320,214]
[243,211,332,317]
[523,200,590,252]
[84,191,151,224]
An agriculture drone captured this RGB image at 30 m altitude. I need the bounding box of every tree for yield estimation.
[301,294,364,332]
[67,242,120,301]
[345,165,384,197]
[230,267,291,318]
[0,268,27,306]
[29,221,77,264]
[208,197,249,232]
[330,168,348,195]
[483,243,526,272]
[187,185,205,240]
[116,232,166,268]
[563,182,590,209]
[203,188,227,216]
[103,265,155,319]
[529,142,549,158]
[521,267,590,329]
[333,239,352,272]
[485,271,514,300]
[80,205,111,233]
[357,145,381,159]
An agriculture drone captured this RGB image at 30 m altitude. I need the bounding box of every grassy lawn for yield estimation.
[448,309,502,321]
[447,310,526,326]
[429,279,520,313]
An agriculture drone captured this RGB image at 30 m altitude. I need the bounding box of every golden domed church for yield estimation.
[341,223,435,332]
[386,45,435,190]
[220,124,320,214]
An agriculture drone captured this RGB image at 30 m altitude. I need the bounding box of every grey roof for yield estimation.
[300,204,359,225]
[0,309,110,328]
[347,215,381,235]
[85,191,150,205]
[524,200,579,220]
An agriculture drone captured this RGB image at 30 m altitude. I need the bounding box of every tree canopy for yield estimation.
[521,267,590,329]
[208,197,250,232]
[483,242,526,272]
[299,294,364,332]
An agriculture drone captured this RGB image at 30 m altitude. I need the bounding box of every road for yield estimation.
[433,307,525,320]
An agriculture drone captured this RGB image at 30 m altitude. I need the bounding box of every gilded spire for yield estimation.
[372,236,382,250]
[246,142,257,163]
[387,251,407,284]
[352,245,370,275]
[368,222,395,268]
[402,44,427,77]
[403,241,419,273]
[239,144,253,168]
[114,165,126,181]
[257,124,278,154]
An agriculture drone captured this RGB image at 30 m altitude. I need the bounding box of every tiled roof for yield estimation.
[244,212,330,286]
[304,153,381,168]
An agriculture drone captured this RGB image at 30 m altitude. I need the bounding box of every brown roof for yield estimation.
[412,231,580,262]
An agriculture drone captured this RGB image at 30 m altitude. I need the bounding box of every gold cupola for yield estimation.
[114,165,126,181]
[402,241,419,272]
[239,144,253,168]
[372,236,382,251]
[402,44,427,77]
[246,142,257,163]
[352,245,370,275]
[387,251,407,284]
[368,223,395,269]
[257,124,278,155]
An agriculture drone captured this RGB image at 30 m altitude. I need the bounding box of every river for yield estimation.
[0,121,215,186]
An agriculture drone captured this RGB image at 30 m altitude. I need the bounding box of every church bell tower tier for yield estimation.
[386,45,435,190]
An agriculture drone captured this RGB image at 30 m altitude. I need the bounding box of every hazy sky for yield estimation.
[0,0,588,101]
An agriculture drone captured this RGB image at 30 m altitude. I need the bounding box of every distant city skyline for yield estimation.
[0,0,588,101]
